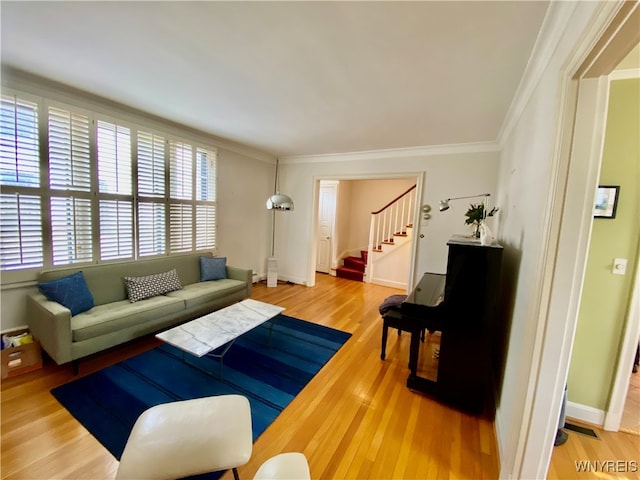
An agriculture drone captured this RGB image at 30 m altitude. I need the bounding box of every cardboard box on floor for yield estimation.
[1,328,43,379]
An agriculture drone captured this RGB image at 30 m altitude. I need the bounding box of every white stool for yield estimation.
[254,452,311,480]
[116,395,253,480]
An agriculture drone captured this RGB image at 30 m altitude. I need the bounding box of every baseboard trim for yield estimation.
[566,401,605,426]
[369,278,407,289]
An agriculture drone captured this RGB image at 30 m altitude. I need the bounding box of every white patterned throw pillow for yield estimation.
[124,269,183,303]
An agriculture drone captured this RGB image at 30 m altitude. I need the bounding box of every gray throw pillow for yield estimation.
[124,269,183,303]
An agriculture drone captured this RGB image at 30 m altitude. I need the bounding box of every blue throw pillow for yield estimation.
[38,271,94,316]
[200,256,227,281]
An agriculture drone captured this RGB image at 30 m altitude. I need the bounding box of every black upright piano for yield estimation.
[401,236,503,414]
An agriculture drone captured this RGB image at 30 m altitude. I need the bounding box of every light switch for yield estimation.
[612,258,627,275]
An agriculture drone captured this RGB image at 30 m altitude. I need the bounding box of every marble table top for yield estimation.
[156,299,285,357]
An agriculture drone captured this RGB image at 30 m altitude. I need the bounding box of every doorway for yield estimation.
[310,175,420,288]
[316,180,338,274]
[509,3,640,478]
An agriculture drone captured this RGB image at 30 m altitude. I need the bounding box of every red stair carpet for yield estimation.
[336,250,367,282]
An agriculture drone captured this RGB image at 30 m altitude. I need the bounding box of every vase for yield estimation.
[480,223,495,246]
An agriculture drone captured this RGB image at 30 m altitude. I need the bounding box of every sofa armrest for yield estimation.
[226,266,253,297]
[26,292,73,365]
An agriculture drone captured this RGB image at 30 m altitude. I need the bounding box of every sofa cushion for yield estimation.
[124,269,183,303]
[166,279,246,310]
[72,295,185,342]
[200,256,227,281]
[38,271,94,316]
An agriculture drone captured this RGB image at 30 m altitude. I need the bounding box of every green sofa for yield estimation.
[26,253,252,368]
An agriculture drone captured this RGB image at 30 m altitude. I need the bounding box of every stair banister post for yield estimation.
[394,201,399,235]
[375,211,380,251]
[366,213,376,282]
[409,190,414,227]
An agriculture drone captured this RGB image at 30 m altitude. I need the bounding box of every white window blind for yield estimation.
[137,131,165,197]
[0,88,219,275]
[196,148,216,201]
[138,202,166,257]
[97,120,131,195]
[48,107,91,191]
[50,196,92,265]
[196,204,216,250]
[0,95,40,188]
[169,203,192,253]
[170,141,192,200]
[99,200,133,260]
[0,193,43,270]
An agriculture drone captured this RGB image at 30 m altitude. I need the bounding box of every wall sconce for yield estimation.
[439,193,490,212]
[422,204,431,220]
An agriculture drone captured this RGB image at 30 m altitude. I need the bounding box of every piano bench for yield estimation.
[380,309,426,362]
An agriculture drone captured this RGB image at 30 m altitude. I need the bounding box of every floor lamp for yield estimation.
[265,158,294,287]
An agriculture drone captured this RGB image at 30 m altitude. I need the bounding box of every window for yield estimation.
[138,201,165,257]
[195,148,216,250]
[0,94,39,188]
[137,131,165,198]
[97,120,131,195]
[0,94,43,271]
[137,131,166,257]
[50,196,92,265]
[48,105,93,266]
[0,89,218,276]
[48,107,91,191]
[0,193,43,270]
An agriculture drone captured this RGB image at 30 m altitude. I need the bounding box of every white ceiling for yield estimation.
[1,1,549,158]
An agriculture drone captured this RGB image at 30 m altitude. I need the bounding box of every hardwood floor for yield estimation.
[1,273,634,479]
[548,420,640,480]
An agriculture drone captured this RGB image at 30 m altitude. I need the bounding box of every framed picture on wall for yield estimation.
[594,185,620,219]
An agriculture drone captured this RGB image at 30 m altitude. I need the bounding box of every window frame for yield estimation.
[0,88,218,284]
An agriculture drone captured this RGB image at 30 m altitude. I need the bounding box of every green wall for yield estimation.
[568,78,640,410]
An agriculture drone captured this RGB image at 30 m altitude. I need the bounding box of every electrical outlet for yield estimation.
[612,258,627,275]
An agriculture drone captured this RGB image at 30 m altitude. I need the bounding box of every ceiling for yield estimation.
[1,1,549,158]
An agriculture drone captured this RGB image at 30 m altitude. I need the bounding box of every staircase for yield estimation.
[366,185,416,288]
[335,184,416,286]
[336,250,367,282]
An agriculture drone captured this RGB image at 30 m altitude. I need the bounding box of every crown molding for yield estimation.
[280,141,500,164]
[1,66,275,164]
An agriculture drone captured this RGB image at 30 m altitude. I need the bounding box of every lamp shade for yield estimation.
[439,200,451,212]
[266,193,294,211]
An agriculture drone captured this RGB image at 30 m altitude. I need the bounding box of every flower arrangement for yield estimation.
[465,203,498,237]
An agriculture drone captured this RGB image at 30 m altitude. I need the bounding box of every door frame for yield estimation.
[508,1,640,477]
[315,180,338,274]
[307,173,423,289]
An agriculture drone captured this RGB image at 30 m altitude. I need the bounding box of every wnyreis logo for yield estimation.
[575,460,638,473]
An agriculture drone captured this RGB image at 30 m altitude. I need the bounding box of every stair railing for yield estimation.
[366,185,416,281]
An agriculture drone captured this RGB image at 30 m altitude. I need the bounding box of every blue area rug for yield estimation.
[51,315,350,478]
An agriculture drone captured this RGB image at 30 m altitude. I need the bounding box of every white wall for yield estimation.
[210,149,273,277]
[493,1,603,477]
[276,148,500,286]
[334,181,353,269]
[347,178,416,251]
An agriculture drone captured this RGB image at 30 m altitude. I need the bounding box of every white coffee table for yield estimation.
[156,299,285,379]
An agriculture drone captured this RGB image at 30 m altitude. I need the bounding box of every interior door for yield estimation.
[316,181,337,273]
